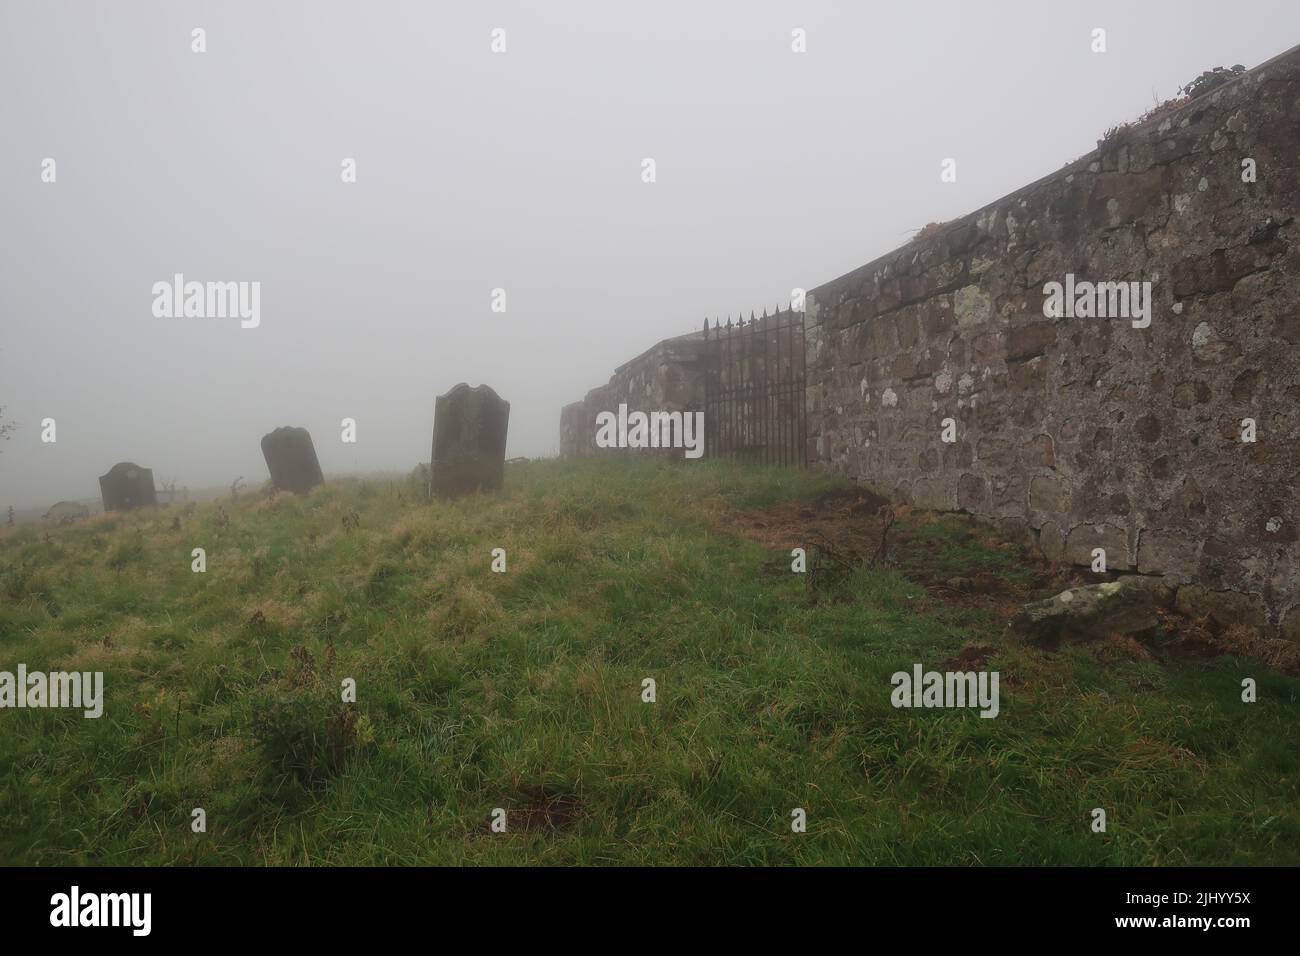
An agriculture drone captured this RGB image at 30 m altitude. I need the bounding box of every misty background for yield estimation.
[2,0,1296,510]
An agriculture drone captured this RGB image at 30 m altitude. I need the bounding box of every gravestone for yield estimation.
[45,501,90,524]
[431,383,510,498]
[261,426,324,494]
[99,462,157,512]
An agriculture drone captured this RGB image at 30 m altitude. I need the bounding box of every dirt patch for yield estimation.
[1155,610,1223,662]
[490,786,582,833]
[941,643,996,671]
[737,487,897,600]
[1155,612,1300,675]
[728,487,1300,677]
[729,489,1083,619]
[736,485,891,555]
[891,520,1098,619]
[918,570,1034,618]
[1095,634,1157,664]
[812,485,892,514]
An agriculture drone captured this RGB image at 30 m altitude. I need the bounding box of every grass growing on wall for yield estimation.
[0,457,1296,865]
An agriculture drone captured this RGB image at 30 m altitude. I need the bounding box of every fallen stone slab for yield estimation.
[1009,577,1175,647]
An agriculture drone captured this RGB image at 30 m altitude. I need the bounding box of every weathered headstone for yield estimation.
[45,501,90,524]
[430,383,510,498]
[261,426,324,494]
[99,462,157,512]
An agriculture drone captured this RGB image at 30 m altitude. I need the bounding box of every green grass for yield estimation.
[0,457,1296,865]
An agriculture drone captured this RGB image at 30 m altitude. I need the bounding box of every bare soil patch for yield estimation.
[728,487,1299,675]
[738,485,890,555]
[941,643,996,671]
[486,785,583,833]
[730,489,1083,619]
[1157,611,1300,675]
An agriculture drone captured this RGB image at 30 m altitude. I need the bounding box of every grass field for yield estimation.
[1,457,1297,865]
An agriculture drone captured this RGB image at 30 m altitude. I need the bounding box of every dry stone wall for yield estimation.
[806,46,1300,633]
[560,331,709,457]
[561,45,1300,634]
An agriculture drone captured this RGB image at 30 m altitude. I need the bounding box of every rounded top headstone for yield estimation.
[430,383,511,498]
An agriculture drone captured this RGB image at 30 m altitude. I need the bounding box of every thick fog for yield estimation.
[2,0,1296,509]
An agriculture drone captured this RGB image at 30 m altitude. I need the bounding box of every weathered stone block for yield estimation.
[1065,524,1130,568]
[872,314,899,355]
[1029,475,1072,513]
[1087,168,1168,228]
[896,309,922,349]
[1022,434,1056,468]
[990,471,1028,514]
[922,295,955,337]
[1173,248,1262,298]
[996,515,1031,544]
[910,476,953,510]
[1135,414,1162,443]
[1038,521,1066,561]
[977,436,1016,470]
[431,383,511,498]
[1007,356,1046,393]
[890,351,919,380]
[1137,529,1198,579]
[1175,585,1268,631]
[973,332,1004,364]
[956,473,988,512]
[1010,577,1175,646]
[1007,323,1058,361]
[261,426,324,494]
[954,285,992,328]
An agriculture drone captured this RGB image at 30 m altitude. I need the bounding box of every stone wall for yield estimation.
[560,330,709,457]
[561,45,1300,633]
[806,45,1300,633]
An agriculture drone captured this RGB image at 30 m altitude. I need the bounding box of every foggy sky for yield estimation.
[2,0,1296,508]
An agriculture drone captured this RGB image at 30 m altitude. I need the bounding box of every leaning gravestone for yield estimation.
[99,462,157,512]
[431,383,510,498]
[261,426,324,494]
